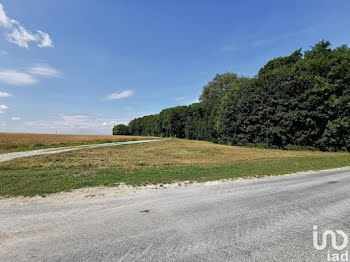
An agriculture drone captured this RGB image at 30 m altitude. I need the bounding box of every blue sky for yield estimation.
[0,0,349,134]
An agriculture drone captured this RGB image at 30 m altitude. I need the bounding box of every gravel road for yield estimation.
[0,139,167,163]
[1,168,350,261]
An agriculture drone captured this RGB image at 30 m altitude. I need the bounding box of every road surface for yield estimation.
[1,167,350,261]
[0,139,167,163]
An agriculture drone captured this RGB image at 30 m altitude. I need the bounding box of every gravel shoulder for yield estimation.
[1,167,350,261]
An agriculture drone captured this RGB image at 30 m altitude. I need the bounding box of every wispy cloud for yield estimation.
[251,38,278,48]
[24,114,131,134]
[188,97,200,104]
[29,64,62,78]
[0,91,12,97]
[11,117,21,120]
[106,90,134,100]
[0,3,53,48]
[175,97,185,101]
[0,104,8,113]
[0,70,37,85]
[0,64,61,86]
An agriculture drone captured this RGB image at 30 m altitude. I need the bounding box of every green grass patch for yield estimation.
[1,155,350,197]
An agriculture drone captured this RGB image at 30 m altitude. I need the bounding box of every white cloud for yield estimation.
[251,39,277,48]
[37,30,53,48]
[175,97,185,101]
[0,3,14,28]
[7,25,37,48]
[0,3,53,48]
[0,92,12,97]
[186,97,200,105]
[0,70,37,85]
[0,64,61,86]
[29,64,61,78]
[11,117,21,120]
[24,114,132,134]
[0,104,8,110]
[106,90,134,100]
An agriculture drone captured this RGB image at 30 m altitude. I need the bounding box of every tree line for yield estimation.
[113,41,350,151]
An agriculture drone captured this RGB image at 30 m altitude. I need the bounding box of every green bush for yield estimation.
[113,124,130,135]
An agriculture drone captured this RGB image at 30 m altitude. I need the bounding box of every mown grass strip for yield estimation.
[1,155,350,197]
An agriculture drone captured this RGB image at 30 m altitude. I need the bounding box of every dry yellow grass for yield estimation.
[3,138,345,170]
[0,133,157,153]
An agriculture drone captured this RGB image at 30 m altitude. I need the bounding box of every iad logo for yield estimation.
[313,225,349,261]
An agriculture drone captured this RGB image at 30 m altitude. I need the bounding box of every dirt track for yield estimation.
[0,139,167,163]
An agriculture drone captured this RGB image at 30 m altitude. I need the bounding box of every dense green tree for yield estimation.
[199,73,249,104]
[114,41,350,151]
[219,41,350,151]
[113,124,130,135]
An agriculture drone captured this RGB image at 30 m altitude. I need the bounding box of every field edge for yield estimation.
[1,154,350,197]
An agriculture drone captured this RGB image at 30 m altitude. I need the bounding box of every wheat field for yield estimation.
[3,138,346,170]
[1,138,350,196]
[0,133,156,153]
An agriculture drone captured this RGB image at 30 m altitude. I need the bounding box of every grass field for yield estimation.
[1,138,350,197]
[0,133,157,153]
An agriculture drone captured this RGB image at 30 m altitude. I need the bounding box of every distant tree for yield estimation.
[113,124,130,135]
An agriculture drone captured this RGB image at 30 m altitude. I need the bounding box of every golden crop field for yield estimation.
[1,138,350,196]
[0,133,157,153]
[4,138,346,170]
